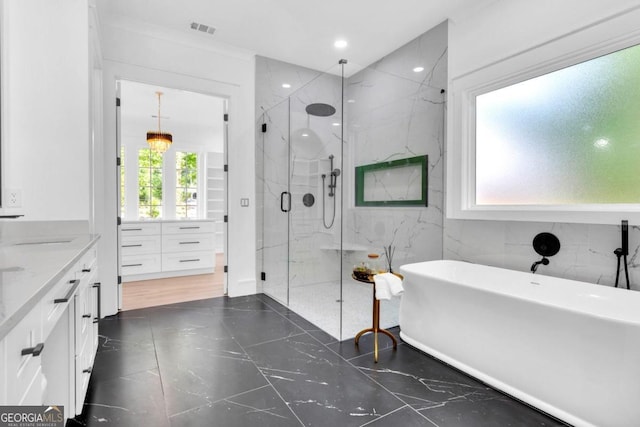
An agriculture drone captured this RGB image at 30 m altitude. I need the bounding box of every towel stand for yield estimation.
[352,273,400,362]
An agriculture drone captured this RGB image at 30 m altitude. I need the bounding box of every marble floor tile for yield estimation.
[245,333,405,427]
[73,294,567,427]
[168,385,302,427]
[73,369,169,427]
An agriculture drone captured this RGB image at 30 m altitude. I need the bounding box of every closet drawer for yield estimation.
[121,234,161,256]
[121,254,161,276]
[161,251,215,272]
[162,234,214,253]
[5,304,43,405]
[121,222,161,236]
[162,221,214,235]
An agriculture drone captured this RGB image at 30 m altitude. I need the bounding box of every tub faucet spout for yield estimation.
[531,257,549,273]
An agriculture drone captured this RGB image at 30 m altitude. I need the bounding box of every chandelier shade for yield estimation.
[147,91,172,153]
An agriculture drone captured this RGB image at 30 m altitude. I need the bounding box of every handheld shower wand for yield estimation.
[322,155,339,228]
[614,220,630,289]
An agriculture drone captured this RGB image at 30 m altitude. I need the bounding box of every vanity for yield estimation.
[0,232,100,421]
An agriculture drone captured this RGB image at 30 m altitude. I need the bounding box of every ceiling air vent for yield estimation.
[190,22,216,35]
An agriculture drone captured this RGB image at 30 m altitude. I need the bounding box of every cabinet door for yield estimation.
[5,305,43,405]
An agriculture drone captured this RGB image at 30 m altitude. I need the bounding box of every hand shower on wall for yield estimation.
[322,155,340,229]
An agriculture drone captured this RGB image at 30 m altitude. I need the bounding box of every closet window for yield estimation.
[138,148,163,218]
[176,152,198,219]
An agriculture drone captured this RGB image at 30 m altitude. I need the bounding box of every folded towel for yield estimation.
[373,273,404,300]
[385,273,404,296]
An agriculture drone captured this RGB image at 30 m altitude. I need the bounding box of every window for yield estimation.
[475,43,640,206]
[138,148,163,218]
[176,151,198,219]
[447,18,640,224]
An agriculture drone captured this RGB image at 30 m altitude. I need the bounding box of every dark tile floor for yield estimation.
[68,294,568,427]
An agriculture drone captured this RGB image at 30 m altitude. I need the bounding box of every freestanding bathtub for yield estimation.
[399,260,640,427]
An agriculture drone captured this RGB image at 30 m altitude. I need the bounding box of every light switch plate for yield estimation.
[240,198,250,207]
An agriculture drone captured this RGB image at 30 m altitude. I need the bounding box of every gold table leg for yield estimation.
[354,284,398,363]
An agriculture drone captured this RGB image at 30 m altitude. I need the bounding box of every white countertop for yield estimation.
[0,233,100,341]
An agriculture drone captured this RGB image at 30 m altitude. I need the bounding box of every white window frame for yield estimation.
[447,10,640,225]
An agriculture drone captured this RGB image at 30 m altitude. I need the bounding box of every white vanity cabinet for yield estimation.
[121,220,215,280]
[0,236,100,422]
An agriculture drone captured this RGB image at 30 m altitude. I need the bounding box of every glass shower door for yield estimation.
[260,100,290,305]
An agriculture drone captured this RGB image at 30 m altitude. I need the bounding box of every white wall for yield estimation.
[449,0,640,79]
[445,0,640,288]
[2,0,90,220]
[98,22,256,315]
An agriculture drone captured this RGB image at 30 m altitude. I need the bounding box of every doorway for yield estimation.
[116,80,227,310]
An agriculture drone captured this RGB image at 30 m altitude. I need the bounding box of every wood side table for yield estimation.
[352,273,399,362]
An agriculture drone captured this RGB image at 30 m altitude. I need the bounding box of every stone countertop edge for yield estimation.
[0,234,101,342]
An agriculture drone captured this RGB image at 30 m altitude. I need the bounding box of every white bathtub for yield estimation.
[399,260,640,427]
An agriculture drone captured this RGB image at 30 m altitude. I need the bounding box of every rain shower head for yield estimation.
[305,103,336,117]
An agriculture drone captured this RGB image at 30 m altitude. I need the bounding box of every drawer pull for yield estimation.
[22,343,44,357]
[82,314,91,318]
[179,226,200,230]
[122,228,142,231]
[54,279,81,303]
[82,268,91,273]
[122,244,143,248]
[93,318,99,324]
[179,258,201,263]
[83,368,92,374]
[179,241,200,245]
[123,263,143,267]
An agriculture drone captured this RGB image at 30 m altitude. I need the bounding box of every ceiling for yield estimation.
[96,0,494,75]
[103,0,494,152]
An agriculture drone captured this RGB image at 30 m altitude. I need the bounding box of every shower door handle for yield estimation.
[280,191,291,212]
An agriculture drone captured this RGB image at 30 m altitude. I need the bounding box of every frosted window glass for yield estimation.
[476,43,640,205]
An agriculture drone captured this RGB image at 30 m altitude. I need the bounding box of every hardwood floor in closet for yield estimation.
[122,253,225,311]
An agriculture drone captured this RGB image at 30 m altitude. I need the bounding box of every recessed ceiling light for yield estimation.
[332,122,340,127]
[282,83,291,88]
[413,66,425,73]
[347,99,355,103]
[302,133,309,137]
[334,40,348,49]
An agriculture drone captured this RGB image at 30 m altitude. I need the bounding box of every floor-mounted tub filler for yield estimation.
[399,260,640,427]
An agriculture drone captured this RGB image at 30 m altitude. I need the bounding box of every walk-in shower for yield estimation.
[258,56,417,340]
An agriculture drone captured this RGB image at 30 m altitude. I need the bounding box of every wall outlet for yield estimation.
[6,189,22,208]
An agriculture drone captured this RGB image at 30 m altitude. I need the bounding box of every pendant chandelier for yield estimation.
[147,91,172,154]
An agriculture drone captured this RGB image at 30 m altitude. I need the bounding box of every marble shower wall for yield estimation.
[343,21,447,271]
